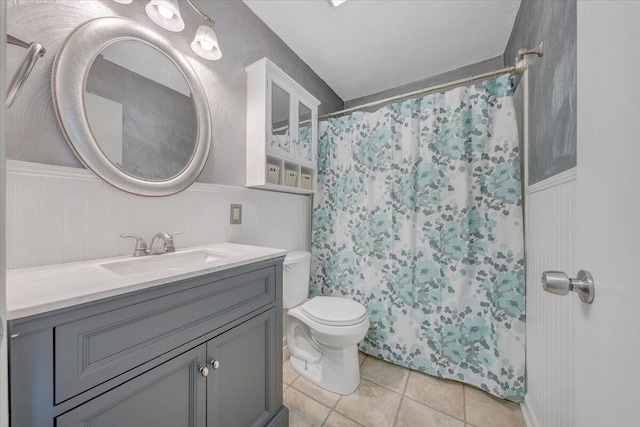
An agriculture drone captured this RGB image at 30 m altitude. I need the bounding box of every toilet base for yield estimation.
[289,344,361,395]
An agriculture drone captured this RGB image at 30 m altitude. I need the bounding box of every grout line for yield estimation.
[402,394,466,423]
[287,384,334,419]
[359,357,407,397]
[288,377,337,411]
[329,407,365,427]
[329,391,340,410]
[463,385,467,424]
[357,376,404,399]
[318,407,331,427]
[359,352,367,366]
[392,396,404,427]
[401,368,411,395]
[340,412,365,426]
[392,367,411,427]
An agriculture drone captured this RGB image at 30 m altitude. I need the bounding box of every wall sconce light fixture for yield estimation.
[114,0,221,60]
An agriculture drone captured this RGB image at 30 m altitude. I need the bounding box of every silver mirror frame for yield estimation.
[52,17,211,197]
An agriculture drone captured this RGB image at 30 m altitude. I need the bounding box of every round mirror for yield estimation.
[53,17,211,196]
[85,40,198,181]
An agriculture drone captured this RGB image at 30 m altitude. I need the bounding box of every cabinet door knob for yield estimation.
[199,365,209,377]
[211,360,220,370]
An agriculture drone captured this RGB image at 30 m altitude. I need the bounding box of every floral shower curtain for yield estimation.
[311,74,525,399]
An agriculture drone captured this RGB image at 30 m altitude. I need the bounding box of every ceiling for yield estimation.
[243,0,521,101]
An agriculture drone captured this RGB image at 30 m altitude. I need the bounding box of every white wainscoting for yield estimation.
[5,160,311,269]
[521,168,576,427]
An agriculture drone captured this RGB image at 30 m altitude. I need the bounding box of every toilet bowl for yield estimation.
[283,251,370,395]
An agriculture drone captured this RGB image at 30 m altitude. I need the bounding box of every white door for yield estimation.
[572,2,640,425]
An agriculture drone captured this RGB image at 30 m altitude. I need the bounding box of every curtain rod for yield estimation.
[319,42,544,120]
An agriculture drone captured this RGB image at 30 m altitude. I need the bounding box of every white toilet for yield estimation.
[283,251,370,395]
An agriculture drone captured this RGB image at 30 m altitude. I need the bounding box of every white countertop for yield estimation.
[6,243,288,320]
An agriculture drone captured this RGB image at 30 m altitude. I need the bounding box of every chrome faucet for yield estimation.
[120,231,184,257]
[148,231,184,255]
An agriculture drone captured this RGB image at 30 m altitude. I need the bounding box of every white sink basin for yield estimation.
[100,250,234,277]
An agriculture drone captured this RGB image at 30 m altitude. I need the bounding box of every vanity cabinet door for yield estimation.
[206,308,277,427]
[56,345,207,427]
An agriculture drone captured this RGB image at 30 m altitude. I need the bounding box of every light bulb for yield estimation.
[157,5,174,20]
[191,24,221,60]
[145,0,184,32]
[199,39,214,52]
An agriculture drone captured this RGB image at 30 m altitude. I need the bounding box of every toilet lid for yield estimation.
[301,297,368,327]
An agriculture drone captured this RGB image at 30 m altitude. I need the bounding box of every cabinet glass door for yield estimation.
[269,81,291,157]
[296,101,314,164]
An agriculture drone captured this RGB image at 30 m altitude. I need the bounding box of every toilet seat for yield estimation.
[301,296,368,327]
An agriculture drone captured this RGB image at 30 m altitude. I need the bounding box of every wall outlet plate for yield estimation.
[230,204,242,224]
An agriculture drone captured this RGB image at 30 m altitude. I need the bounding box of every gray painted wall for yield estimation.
[6,0,343,187]
[504,0,577,184]
[344,56,504,109]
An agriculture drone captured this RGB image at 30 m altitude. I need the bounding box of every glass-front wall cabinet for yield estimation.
[246,58,320,194]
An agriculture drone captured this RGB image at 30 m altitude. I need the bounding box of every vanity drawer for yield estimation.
[54,266,276,404]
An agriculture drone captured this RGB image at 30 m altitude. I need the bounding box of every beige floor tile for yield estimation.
[397,398,464,427]
[404,371,464,420]
[323,411,361,427]
[284,387,331,427]
[283,360,300,385]
[358,352,366,366]
[334,379,401,427]
[360,356,409,394]
[292,376,341,408]
[464,386,525,427]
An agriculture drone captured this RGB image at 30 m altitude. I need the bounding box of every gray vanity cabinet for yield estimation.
[8,258,288,427]
[56,345,207,427]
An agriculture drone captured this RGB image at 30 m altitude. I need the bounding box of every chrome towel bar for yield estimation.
[6,34,45,108]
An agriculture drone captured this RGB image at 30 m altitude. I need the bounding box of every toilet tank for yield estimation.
[283,251,311,309]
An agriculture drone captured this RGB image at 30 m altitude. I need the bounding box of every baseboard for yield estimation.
[265,405,289,427]
[520,394,540,427]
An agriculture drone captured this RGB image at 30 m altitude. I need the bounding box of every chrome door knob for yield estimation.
[199,365,209,377]
[541,271,570,295]
[211,360,220,370]
[542,270,595,304]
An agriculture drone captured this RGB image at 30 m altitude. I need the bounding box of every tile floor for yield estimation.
[283,349,526,427]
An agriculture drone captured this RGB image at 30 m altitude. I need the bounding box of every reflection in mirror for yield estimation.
[270,82,290,154]
[84,40,197,181]
[297,102,313,162]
